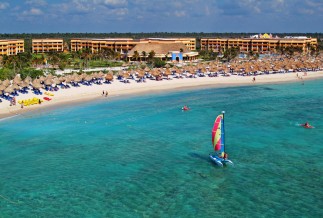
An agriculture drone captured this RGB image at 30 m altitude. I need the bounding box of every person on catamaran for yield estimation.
[219,152,228,160]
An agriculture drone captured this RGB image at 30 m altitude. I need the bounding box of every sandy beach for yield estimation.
[1,71,323,119]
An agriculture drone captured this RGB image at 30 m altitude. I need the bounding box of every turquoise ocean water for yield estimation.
[0,79,322,217]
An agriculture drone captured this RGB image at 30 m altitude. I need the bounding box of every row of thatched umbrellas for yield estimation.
[1,56,322,94]
[0,71,115,95]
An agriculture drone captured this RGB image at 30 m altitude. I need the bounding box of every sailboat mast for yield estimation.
[222,111,225,154]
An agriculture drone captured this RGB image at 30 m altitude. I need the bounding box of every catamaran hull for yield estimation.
[209,155,234,167]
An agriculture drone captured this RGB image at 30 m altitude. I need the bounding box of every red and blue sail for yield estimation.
[212,114,225,156]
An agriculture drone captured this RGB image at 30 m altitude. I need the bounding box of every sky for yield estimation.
[0,0,322,33]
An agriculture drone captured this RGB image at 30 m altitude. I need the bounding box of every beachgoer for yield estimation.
[105,91,108,97]
[21,101,24,109]
[102,90,105,96]
[253,77,256,82]
[302,122,311,128]
[39,99,41,104]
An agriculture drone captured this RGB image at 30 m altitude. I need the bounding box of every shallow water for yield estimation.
[0,79,322,217]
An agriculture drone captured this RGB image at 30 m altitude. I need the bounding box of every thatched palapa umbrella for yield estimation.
[4,86,14,94]
[105,73,114,81]
[44,78,53,86]
[2,79,10,86]
[0,84,7,92]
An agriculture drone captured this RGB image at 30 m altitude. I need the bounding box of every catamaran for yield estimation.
[209,111,234,167]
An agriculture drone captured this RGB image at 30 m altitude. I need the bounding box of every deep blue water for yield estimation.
[0,79,322,217]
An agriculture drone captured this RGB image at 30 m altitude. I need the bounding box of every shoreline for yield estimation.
[1,71,323,120]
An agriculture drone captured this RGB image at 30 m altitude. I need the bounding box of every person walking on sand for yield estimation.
[102,90,105,96]
[252,77,256,82]
[105,91,108,97]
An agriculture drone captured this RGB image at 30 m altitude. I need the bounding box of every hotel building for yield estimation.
[70,38,196,54]
[201,37,318,53]
[0,39,24,56]
[32,38,64,53]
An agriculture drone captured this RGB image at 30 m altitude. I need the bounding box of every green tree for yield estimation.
[152,58,166,68]
[148,50,156,61]
[133,50,140,61]
[141,51,147,61]
[223,47,239,62]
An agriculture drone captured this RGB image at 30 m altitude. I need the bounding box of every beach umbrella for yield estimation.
[85,75,93,82]
[52,77,60,85]
[64,76,71,83]
[165,63,170,68]
[19,81,29,88]
[164,69,172,77]
[47,74,54,79]
[80,73,86,80]
[13,75,22,84]
[117,70,124,77]
[58,76,66,83]
[137,71,145,79]
[33,83,43,89]
[24,76,32,83]
[98,71,104,78]
[0,85,7,91]
[151,70,160,80]
[105,74,114,81]
[2,79,10,86]
[90,72,97,79]
[44,78,53,86]
[12,84,20,90]
[75,75,83,83]
[4,86,14,93]
[39,76,46,82]
[123,72,130,79]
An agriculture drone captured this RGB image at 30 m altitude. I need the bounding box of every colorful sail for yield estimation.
[212,114,223,151]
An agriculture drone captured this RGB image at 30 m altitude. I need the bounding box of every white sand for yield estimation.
[1,71,323,119]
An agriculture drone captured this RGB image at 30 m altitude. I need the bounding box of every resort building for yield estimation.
[0,39,24,56]
[201,36,318,53]
[127,42,198,62]
[70,38,196,54]
[32,39,64,53]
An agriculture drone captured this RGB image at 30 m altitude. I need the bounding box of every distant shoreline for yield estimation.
[1,71,323,120]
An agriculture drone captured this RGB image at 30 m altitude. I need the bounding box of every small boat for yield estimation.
[209,111,234,167]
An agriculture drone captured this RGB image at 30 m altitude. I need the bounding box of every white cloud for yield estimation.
[22,7,43,15]
[26,0,47,6]
[0,2,9,9]
[101,0,127,6]
[174,10,186,17]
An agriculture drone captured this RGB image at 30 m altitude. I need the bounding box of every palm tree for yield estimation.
[80,48,92,69]
[133,50,140,61]
[115,52,122,60]
[141,51,147,62]
[164,52,169,61]
[148,50,155,61]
